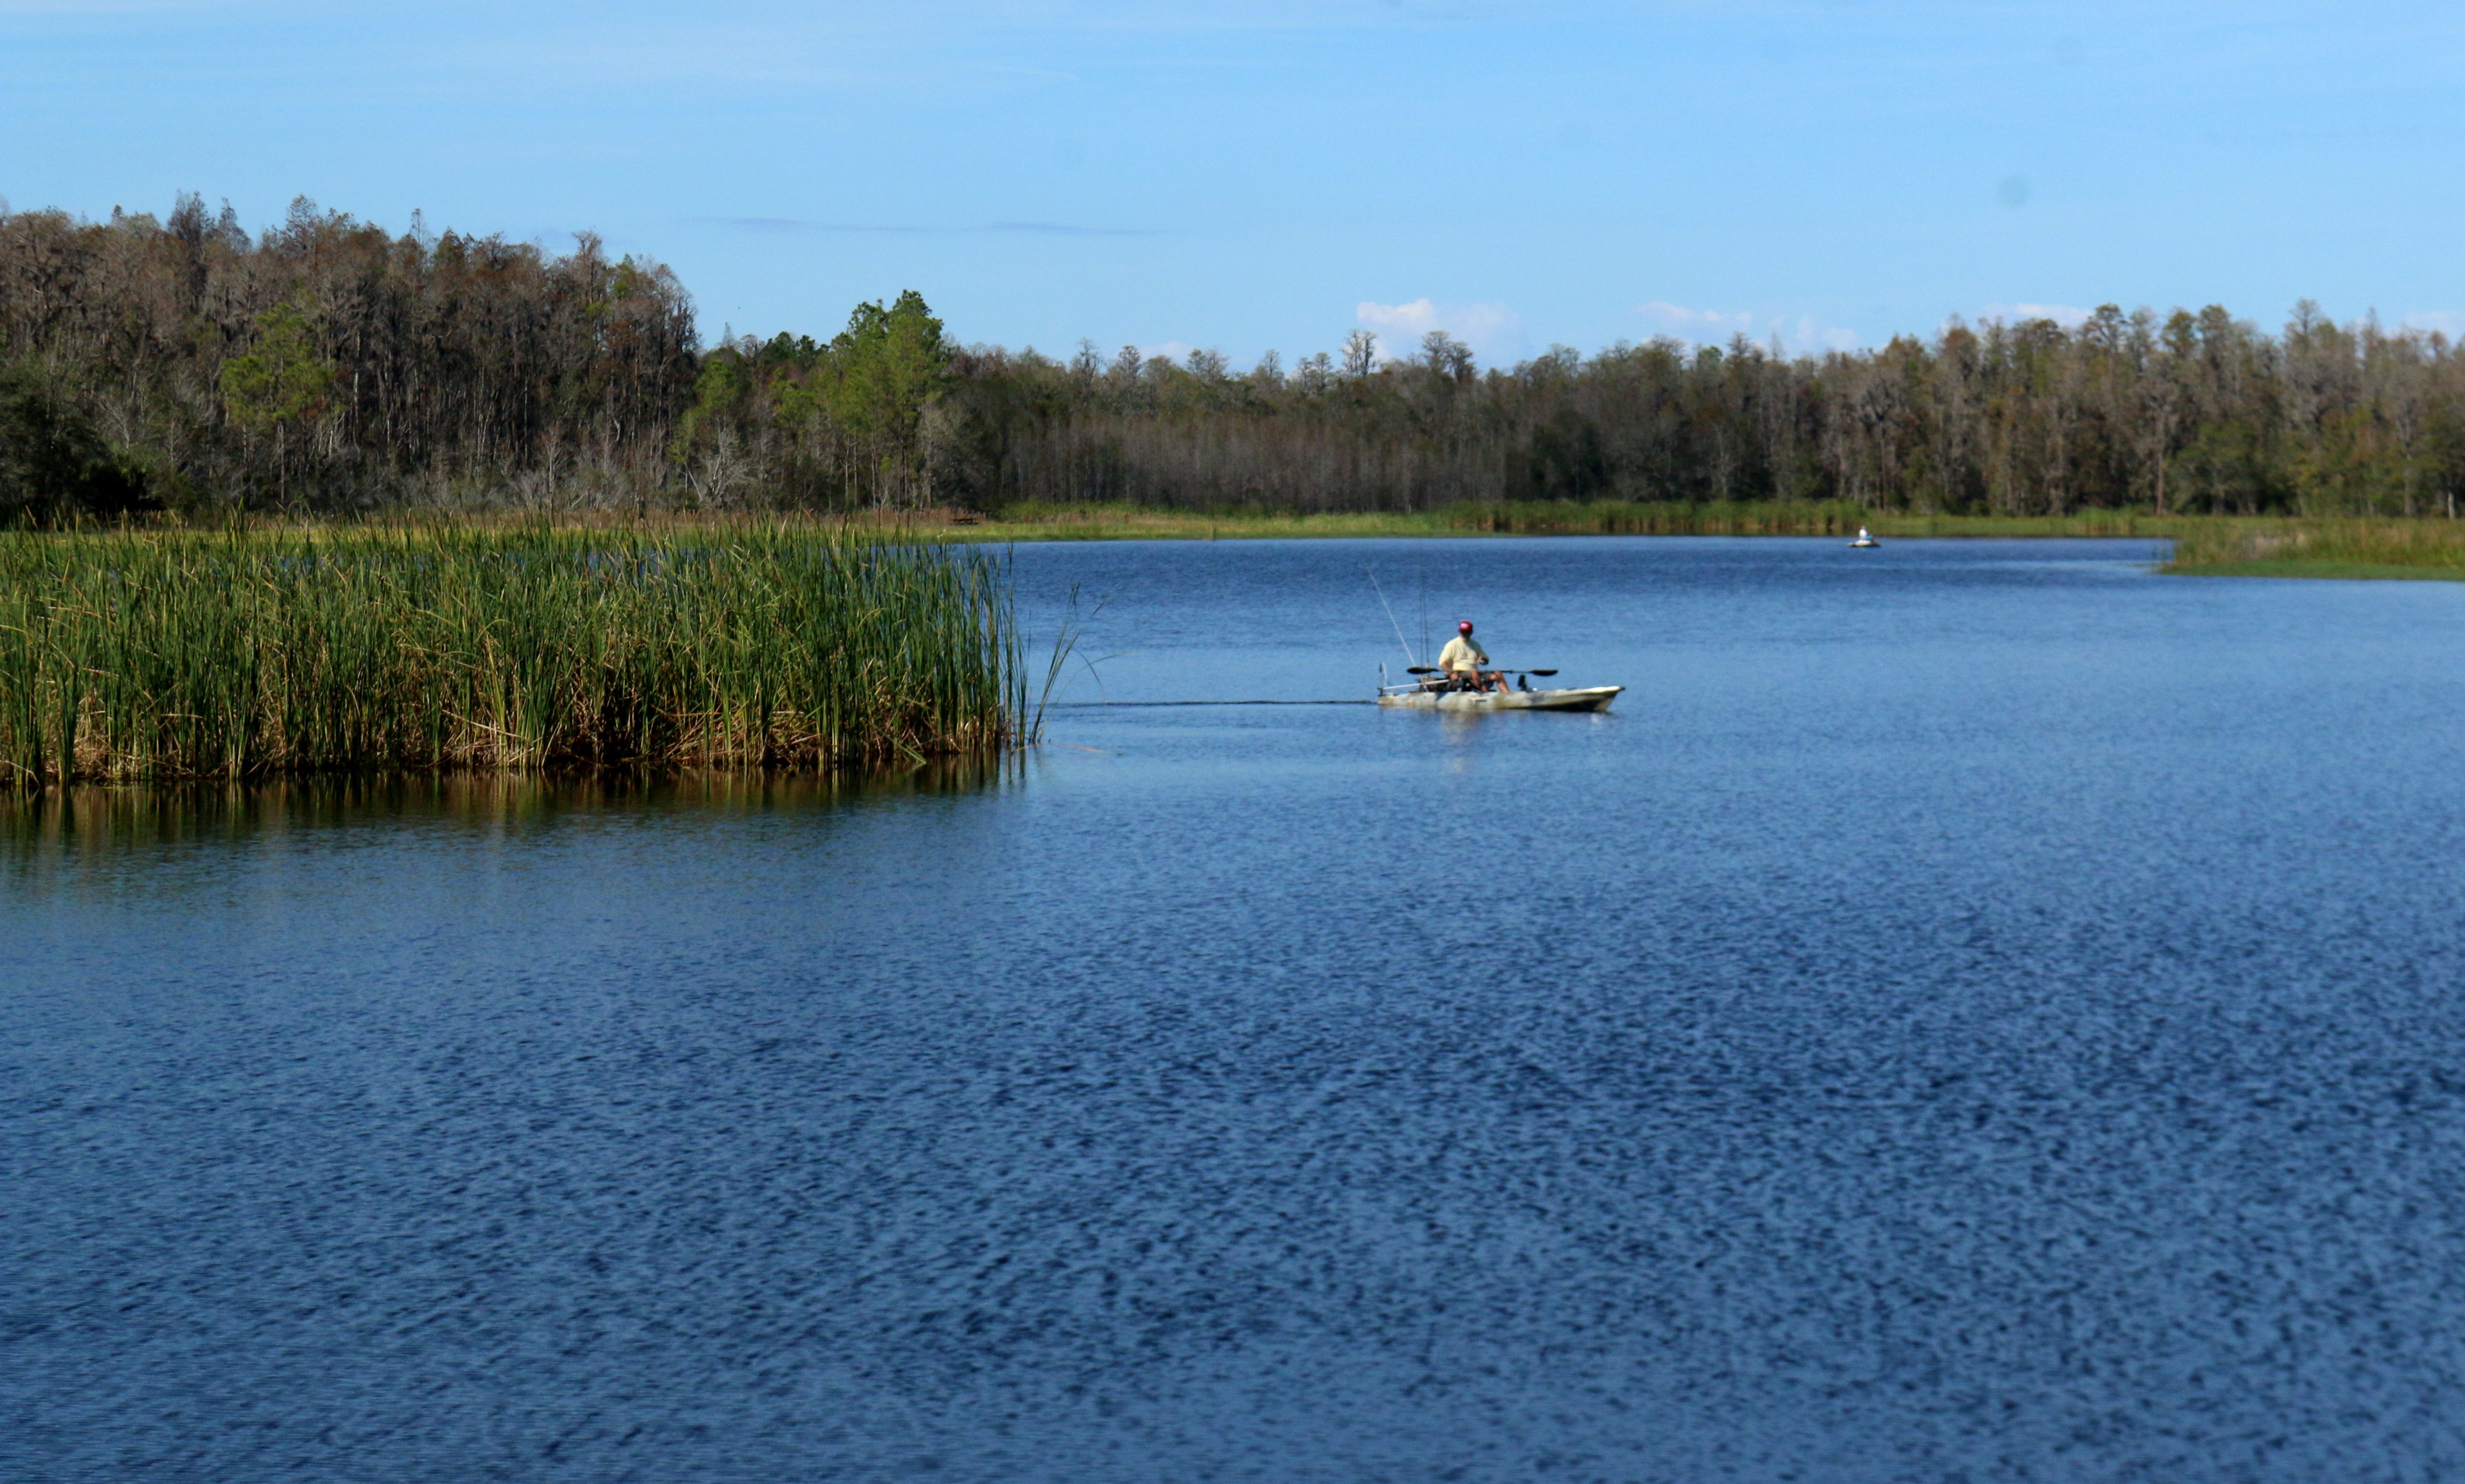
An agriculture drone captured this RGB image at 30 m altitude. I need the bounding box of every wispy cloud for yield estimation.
[1977,302,2093,327]
[985,220,1158,236]
[1637,301,1758,338]
[1636,301,1858,354]
[1355,298,1524,365]
[2403,310,2465,339]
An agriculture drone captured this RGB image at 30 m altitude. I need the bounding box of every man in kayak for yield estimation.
[1436,619,1506,692]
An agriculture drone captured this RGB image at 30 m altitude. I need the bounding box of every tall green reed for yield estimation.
[0,523,1027,784]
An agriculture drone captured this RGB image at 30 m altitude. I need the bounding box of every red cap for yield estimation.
[1458,620,1474,632]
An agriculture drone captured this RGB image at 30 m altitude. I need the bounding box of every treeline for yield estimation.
[0,195,695,516]
[872,308,2465,518]
[7,194,2465,518]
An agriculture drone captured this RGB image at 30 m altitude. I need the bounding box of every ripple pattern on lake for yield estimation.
[8,538,2465,1481]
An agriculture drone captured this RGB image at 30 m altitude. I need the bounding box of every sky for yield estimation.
[3,1,2461,368]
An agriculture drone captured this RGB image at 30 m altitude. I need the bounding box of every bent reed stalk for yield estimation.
[0,524,1026,786]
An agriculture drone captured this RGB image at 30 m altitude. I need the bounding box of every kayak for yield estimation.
[1377,685,1623,712]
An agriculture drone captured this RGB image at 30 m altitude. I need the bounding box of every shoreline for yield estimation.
[923,503,2185,544]
[30,505,2465,581]
[913,506,2465,581]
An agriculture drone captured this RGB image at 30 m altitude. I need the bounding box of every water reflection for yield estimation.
[1,762,1007,863]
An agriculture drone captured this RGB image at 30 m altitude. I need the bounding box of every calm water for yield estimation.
[9,537,2465,1482]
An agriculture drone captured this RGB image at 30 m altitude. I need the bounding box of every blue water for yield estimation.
[9,537,2465,1481]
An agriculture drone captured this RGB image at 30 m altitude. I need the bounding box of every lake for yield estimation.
[9,536,2465,1481]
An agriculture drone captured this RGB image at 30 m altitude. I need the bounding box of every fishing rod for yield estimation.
[1366,568,1420,670]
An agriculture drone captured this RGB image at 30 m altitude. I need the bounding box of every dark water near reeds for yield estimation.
[10,536,2465,1482]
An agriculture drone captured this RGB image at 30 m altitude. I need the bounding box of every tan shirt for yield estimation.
[1437,634,1488,673]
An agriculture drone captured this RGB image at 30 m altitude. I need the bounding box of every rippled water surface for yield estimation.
[11,537,2465,1482]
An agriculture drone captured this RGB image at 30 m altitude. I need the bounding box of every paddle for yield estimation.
[1408,664,1558,678]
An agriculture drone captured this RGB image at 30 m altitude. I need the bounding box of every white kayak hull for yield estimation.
[1377,685,1623,712]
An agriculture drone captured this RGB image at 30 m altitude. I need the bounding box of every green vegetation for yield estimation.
[0,196,696,518]
[8,194,2465,523]
[0,363,147,518]
[702,306,2465,522]
[1430,501,2190,537]
[0,524,1022,786]
[898,501,2195,542]
[680,290,955,509]
[945,502,2465,583]
[2161,518,2465,579]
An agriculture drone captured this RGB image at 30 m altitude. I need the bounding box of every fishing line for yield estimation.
[1366,567,1419,669]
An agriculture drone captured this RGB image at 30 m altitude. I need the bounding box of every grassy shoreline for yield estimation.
[917,504,2465,580]
[923,501,2193,543]
[0,524,1024,786]
[2155,519,2465,580]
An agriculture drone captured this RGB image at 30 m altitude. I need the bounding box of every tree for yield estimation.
[822,289,952,507]
[1420,329,1474,381]
[220,299,333,432]
[219,298,335,504]
[0,362,145,521]
[1341,329,1378,379]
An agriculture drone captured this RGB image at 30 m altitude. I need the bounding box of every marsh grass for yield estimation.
[0,523,1023,786]
[2162,518,2465,578]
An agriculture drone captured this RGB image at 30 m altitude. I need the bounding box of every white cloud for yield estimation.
[1637,300,1757,338]
[1979,302,2093,327]
[1636,302,1858,355]
[1787,316,1861,353]
[2402,311,2465,340]
[1354,298,1524,366]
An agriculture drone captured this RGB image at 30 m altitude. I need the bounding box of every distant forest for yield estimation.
[6,194,2464,520]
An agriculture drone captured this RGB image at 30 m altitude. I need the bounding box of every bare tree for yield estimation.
[1341,329,1378,379]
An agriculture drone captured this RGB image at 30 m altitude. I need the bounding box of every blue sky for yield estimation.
[4,1,2460,367]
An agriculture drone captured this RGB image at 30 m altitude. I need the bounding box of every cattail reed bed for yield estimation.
[0,525,1025,786]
